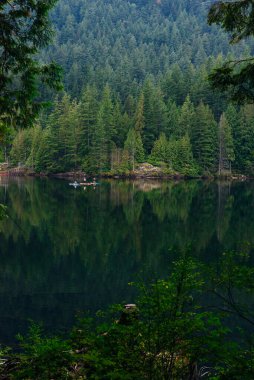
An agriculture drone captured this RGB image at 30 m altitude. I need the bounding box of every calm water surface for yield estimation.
[0,177,254,344]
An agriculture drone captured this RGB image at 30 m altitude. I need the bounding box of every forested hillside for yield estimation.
[44,0,253,98]
[5,0,254,175]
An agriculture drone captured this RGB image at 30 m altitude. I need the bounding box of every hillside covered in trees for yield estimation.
[4,0,254,176]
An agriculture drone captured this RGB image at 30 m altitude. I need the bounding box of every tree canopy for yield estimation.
[0,0,62,137]
[208,0,254,103]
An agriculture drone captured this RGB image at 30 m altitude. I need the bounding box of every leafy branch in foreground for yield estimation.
[1,255,254,379]
[208,0,254,103]
[0,204,7,220]
[208,251,254,327]
[0,0,62,130]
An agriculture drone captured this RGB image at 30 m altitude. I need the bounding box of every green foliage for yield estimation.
[9,81,254,176]
[44,0,252,101]
[176,134,198,176]
[12,323,73,380]
[2,254,254,379]
[134,92,145,133]
[220,114,235,163]
[124,128,145,170]
[0,0,62,129]
[5,0,254,176]
[0,204,7,220]
[208,1,254,103]
[150,133,169,166]
[191,102,218,174]
[208,251,254,326]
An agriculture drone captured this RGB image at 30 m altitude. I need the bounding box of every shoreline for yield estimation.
[0,168,249,181]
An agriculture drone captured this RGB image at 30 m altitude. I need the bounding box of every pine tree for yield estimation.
[225,104,241,172]
[45,97,65,172]
[165,100,180,138]
[167,139,179,170]
[176,134,197,175]
[26,125,43,170]
[113,100,130,147]
[236,105,254,174]
[124,95,135,117]
[124,129,145,170]
[0,0,62,130]
[150,133,168,165]
[100,84,115,142]
[218,113,235,175]
[143,79,156,153]
[35,128,52,173]
[178,96,195,138]
[90,107,108,173]
[191,102,218,173]
[10,129,32,166]
[78,85,98,158]
[134,92,145,133]
[51,94,76,172]
[65,100,81,170]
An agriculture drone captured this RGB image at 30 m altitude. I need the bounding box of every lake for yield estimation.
[0,177,254,345]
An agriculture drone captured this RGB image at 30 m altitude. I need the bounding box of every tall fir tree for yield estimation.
[134,92,145,133]
[218,113,235,174]
[177,96,195,138]
[78,85,98,159]
[90,107,108,173]
[124,129,145,170]
[191,102,218,173]
[150,133,168,165]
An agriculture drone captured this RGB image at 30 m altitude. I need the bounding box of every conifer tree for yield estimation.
[167,139,179,170]
[44,97,64,172]
[191,102,218,173]
[165,100,180,138]
[236,105,254,173]
[78,85,98,158]
[90,107,108,173]
[0,0,62,130]
[35,128,52,173]
[100,85,115,142]
[151,87,168,138]
[10,128,33,166]
[218,113,235,174]
[150,133,168,165]
[65,100,81,170]
[225,104,242,172]
[178,96,195,138]
[124,95,135,117]
[113,100,129,147]
[176,134,196,175]
[124,129,145,170]
[143,79,156,153]
[26,125,43,170]
[134,92,145,133]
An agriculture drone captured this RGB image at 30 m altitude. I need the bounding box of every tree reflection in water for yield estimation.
[0,177,253,344]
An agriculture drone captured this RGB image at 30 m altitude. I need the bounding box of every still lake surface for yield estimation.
[0,177,254,344]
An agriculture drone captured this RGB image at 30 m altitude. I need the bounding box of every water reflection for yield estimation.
[0,177,253,344]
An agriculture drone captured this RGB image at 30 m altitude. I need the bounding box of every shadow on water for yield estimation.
[0,177,254,344]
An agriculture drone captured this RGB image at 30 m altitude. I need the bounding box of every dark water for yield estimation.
[0,177,254,345]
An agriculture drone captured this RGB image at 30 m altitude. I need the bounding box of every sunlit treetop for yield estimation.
[0,0,62,135]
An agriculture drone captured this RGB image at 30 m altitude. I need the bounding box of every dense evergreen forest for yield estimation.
[3,0,254,175]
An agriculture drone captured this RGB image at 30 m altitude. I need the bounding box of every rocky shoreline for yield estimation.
[0,163,248,181]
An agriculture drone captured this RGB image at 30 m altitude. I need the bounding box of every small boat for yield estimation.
[69,181,80,188]
[80,182,99,186]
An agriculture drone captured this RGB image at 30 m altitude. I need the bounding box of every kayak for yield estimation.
[69,182,80,188]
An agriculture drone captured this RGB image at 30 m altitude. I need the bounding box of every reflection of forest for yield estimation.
[0,178,254,344]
